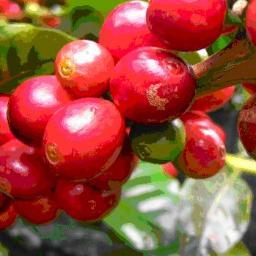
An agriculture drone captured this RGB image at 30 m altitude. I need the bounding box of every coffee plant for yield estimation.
[0,0,255,255]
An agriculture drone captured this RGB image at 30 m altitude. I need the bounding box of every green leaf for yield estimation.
[178,168,252,255]
[0,243,8,256]
[104,162,180,252]
[66,0,127,17]
[217,242,250,256]
[0,23,74,93]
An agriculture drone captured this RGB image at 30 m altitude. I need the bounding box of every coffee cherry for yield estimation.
[42,15,61,28]
[89,137,138,191]
[243,83,256,94]
[55,180,120,222]
[0,0,23,20]
[99,1,167,62]
[146,0,227,51]
[0,200,17,230]
[179,124,226,179]
[55,40,114,98]
[0,139,31,153]
[238,95,256,159]
[162,162,178,178]
[246,0,256,46]
[0,94,14,146]
[43,98,125,181]
[14,194,59,224]
[110,47,196,124]
[190,86,235,113]
[0,142,55,198]
[130,119,185,163]
[181,111,226,143]
[8,75,71,146]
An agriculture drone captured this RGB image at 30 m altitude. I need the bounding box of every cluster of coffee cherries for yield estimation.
[0,0,250,230]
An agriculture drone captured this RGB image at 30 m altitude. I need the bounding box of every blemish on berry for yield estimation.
[60,58,74,79]
[46,143,60,165]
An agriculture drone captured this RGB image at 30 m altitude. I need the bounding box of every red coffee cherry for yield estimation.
[181,111,226,143]
[8,75,71,146]
[0,200,17,230]
[42,15,61,28]
[55,40,115,98]
[146,0,227,51]
[0,142,55,198]
[179,124,226,179]
[0,0,23,20]
[246,0,256,46]
[190,86,235,113]
[162,162,178,178]
[14,194,59,224]
[238,95,256,159]
[0,94,14,146]
[89,137,138,191]
[55,180,120,222]
[43,98,125,181]
[243,83,256,94]
[110,47,196,124]
[99,1,167,62]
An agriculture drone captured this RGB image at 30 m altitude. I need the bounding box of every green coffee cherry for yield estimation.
[130,119,185,164]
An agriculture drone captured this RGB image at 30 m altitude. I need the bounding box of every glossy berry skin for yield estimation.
[55,40,115,98]
[181,111,226,143]
[190,86,235,113]
[14,194,59,224]
[162,162,178,178]
[243,83,256,94]
[43,98,125,181]
[147,0,227,51]
[0,142,55,198]
[238,95,256,159]
[0,200,17,230]
[130,119,185,163]
[0,95,14,146]
[246,0,256,46]
[89,137,138,191]
[55,180,120,222]
[179,124,226,179]
[8,75,71,146]
[0,0,23,20]
[110,47,196,124]
[99,1,167,62]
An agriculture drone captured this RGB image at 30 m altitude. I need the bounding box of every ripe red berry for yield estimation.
[89,137,138,191]
[246,0,256,46]
[14,194,59,224]
[55,40,114,98]
[43,98,125,181]
[0,200,17,230]
[0,0,23,20]
[42,15,61,28]
[146,0,227,51]
[55,180,120,222]
[238,95,256,159]
[0,142,55,198]
[0,94,14,146]
[179,125,226,179]
[190,86,235,113]
[181,111,226,143]
[243,83,256,94]
[162,162,178,178]
[8,75,71,146]
[99,1,167,62]
[110,47,196,124]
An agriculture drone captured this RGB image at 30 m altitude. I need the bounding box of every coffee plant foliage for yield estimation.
[0,0,255,255]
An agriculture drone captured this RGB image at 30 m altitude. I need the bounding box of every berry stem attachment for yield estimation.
[192,37,256,96]
[226,153,256,175]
